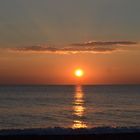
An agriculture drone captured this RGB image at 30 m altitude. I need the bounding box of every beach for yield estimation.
[0,127,140,140]
[0,133,140,140]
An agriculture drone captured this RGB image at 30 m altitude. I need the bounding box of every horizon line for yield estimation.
[0,84,140,86]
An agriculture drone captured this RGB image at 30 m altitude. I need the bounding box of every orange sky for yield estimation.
[0,1,140,85]
[0,47,140,85]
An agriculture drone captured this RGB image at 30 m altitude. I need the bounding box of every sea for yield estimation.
[0,85,140,135]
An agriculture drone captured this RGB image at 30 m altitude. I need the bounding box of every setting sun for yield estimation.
[75,69,84,77]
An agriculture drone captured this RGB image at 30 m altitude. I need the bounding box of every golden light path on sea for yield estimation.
[72,85,88,129]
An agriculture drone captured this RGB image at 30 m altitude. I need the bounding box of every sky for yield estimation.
[0,0,140,85]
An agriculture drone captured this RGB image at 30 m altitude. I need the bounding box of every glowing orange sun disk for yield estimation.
[75,69,84,77]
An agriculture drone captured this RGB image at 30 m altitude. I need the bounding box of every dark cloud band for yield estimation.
[9,41,138,54]
[71,41,137,46]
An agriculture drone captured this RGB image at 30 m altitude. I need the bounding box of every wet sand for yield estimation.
[1,133,140,140]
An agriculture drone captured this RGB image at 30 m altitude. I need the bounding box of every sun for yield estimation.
[75,69,84,77]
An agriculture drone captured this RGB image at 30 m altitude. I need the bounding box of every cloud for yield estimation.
[8,41,138,54]
[71,41,137,46]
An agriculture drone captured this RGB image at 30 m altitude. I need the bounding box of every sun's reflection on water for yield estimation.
[72,85,87,129]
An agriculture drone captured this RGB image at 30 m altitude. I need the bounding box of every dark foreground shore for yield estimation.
[1,133,140,140]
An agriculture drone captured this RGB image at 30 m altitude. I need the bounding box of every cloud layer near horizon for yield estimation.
[7,41,138,54]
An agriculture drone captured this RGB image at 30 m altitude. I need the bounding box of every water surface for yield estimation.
[0,85,140,130]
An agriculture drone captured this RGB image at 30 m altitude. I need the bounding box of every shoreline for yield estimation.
[0,127,140,139]
[0,133,140,140]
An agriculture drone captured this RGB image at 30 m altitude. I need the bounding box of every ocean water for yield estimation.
[0,85,140,132]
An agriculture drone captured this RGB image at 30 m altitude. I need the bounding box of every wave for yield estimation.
[0,127,140,136]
